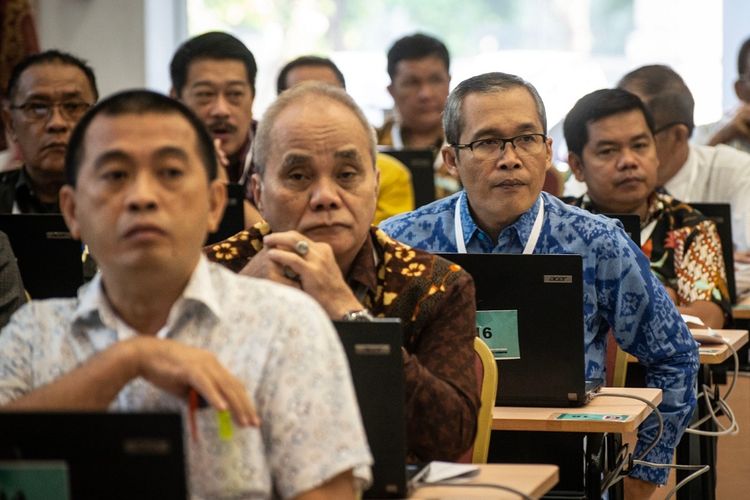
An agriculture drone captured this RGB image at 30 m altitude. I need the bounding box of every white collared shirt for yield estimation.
[665,143,750,250]
[0,256,372,499]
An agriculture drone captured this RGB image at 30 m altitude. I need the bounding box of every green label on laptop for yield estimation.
[476,310,520,360]
[555,413,629,421]
[0,461,70,500]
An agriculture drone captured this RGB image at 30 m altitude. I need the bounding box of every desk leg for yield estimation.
[676,364,716,500]
[585,433,603,500]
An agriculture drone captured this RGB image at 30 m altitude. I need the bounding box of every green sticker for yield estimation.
[0,462,70,499]
[476,310,520,360]
[217,410,234,441]
[556,413,629,421]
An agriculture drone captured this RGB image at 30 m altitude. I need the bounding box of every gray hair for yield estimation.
[252,82,377,175]
[443,72,547,145]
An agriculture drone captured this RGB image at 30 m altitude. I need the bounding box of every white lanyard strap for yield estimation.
[453,192,544,255]
[391,122,404,149]
[640,219,658,246]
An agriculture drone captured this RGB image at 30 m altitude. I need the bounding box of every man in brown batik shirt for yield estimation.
[206,82,479,462]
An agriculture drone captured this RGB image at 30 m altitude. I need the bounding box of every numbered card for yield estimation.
[476,310,520,360]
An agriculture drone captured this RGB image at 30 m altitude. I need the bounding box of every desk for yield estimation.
[492,387,662,433]
[410,464,559,499]
[626,329,749,365]
[624,329,748,500]
[491,387,660,499]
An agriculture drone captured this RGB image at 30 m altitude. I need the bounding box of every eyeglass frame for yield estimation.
[450,133,548,159]
[652,121,687,135]
[8,100,93,123]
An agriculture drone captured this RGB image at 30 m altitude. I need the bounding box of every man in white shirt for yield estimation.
[0,89,372,499]
[618,64,750,253]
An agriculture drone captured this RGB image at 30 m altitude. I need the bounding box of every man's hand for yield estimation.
[129,336,259,427]
[709,104,750,146]
[213,138,229,183]
[241,230,363,319]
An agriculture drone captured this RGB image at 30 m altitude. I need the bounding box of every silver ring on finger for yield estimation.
[294,240,310,257]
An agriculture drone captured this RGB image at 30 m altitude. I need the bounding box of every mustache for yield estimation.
[206,120,238,134]
[614,175,646,186]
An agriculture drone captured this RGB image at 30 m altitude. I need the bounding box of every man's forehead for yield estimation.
[586,110,650,141]
[84,112,197,152]
[186,58,250,84]
[15,62,92,97]
[463,89,543,131]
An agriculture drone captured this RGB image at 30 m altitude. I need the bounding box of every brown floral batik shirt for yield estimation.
[206,224,480,462]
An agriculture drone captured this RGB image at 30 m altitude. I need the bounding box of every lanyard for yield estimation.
[640,219,658,246]
[453,191,545,254]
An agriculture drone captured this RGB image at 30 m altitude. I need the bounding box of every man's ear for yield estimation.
[59,185,82,240]
[168,87,178,99]
[672,123,691,146]
[250,173,263,213]
[387,83,395,100]
[568,152,586,182]
[442,145,459,178]
[735,79,750,103]
[1,102,16,142]
[206,179,228,233]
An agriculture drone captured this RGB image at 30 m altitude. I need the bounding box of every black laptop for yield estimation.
[0,412,187,500]
[379,149,436,208]
[205,182,245,245]
[603,213,641,247]
[437,253,601,407]
[334,319,411,498]
[0,214,84,298]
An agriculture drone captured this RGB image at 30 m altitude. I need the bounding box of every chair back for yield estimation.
[457,337,499,463]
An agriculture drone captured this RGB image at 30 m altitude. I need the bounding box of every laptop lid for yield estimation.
[0,214,83,298]
[603,213,641,247]
[205,183,245,245]
[437,253,593,407]
[334,319,408,498]
[379,149,436,208]
[0,412,187,500]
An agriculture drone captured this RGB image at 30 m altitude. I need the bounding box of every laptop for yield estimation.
[437,253,601,407]
[0,214,84,298]
[689,202,736,304]
[0,412,187,500]
[379,148,436,208]
[334,319,411,498]
[604,213,641,247]
[205,182,245,245]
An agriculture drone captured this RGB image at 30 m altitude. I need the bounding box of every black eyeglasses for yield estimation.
[9,100,92,122]
[451,133,547,161]
[653,122,686,135]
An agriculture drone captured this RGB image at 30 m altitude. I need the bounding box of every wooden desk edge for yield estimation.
[492,388,662,433]
[531,464,560,499]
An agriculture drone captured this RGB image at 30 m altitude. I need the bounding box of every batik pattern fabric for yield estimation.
[0,257,373,498]
[570,193,731,320]
[206,225,480,462]
[380,191,699,484]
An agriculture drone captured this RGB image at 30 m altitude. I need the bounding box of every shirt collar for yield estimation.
[72,256,222,334]
[460,190,543,249]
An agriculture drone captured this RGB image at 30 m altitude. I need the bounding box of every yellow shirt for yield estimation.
[375,153,415,224]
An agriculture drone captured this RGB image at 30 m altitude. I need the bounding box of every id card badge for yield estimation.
[476,310,520,360]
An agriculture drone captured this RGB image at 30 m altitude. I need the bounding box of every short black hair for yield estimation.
[738,36,750,76]
[617,64,695,136]
[276,55,346,94]
[564,88,655,158]
[169,31,257,96]
[65,90,218,186]
[5,49,99,101]
[386,33,449,80]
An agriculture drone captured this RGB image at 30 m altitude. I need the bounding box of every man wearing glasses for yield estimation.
[1,50,97,213]
[618,64,750,256]
[381,72,698,497]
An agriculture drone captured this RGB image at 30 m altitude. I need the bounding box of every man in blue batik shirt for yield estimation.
[381,72,699,496]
